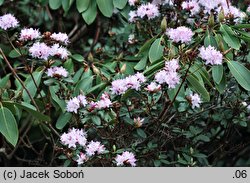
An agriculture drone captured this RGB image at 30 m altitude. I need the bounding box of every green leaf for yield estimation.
[136,128,147,138]
[3,101,50,121]
[212,65,223,84]
[134,55,148,70]
[76,0,90,12]
[82,0,97,25]
[49,0,61,10]
[149,38,164,63]
[56,112,72,129]
[0,106,18,146]
[49,86,66,112]
[215,72,226,94]
[74,76,94,95]
[204,31,217,48]
[227,60,250,91]
[71,54,84,62]
[136,37,156,56]
[22,70,43,103]
[0,73,10,88]
[187,74,210,102]
[96,0,114,17]
[0,0,4,6]
[220,24,240,50]
[91,115,101,126]
[113,0,127,9]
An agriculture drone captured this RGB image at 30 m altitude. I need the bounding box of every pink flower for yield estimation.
[165,59,179,73]
[66,97,80,113]
[137,3,160,20]
[96,93,112,109]
[165,72,180,89]
[51,32,69,45]
[50,44,69,60]
[115,151,136,167]
[60,128,87,148]
[29,42,50,60]
[128,0,138,6]
[189,93,201,109]
[135,72,146,83]
[134,117,144,127]
[247,5,250,13]
[0,14,19,30]
[47,66,68,78]
[181,0,200,15]
[111,79,128,95]
[125,75,141,90]
[86,141,106,156]
[77,94,88,107]
[129,11,137,22]
[146,82,161,92]
[76,152,87,165]
[167,26,194,43]
[19,28,40,41]
[199,46,223,65]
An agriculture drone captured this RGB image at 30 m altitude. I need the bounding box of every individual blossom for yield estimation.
[0,14,19,30]
[111,79,128,95]
[128,0,138,6]
[51,32,69,45]
[66,97,80,113]
[115,151,136,167]
[77,94,88,107]
[198,0,222,13]
[19,28,41,41]
[165,59,179,73]
[47,66,68,78]
[50,44,69,60]
[146,82,161,92]
[134,117,144,128]
[76,152,87,165]
[29,42,51,60]
[167,26,194,43]
[189,93,201,109]
[125,75,141,90]
[60,128,87,148]
[85,141,106,156]
[199,45,223,65]
[181,0,200,15]
[128,10,137,22]
[128,34,135,44]
[155,70,180,88]
[96,93,112,109]
[135,72,146,83]
[137,3,160,20]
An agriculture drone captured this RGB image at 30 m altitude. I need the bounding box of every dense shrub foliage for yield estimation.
[0,0,250,167]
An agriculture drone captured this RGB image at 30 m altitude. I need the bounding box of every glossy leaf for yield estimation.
[227,60,250,91]
[76,0,90,12]
[96,0,114,17]
[212,65,223,84]
[220,24,240,50]
[0,106,18,146]
[56,112,72,129]
[113,0,127,9]
[149,38,164,63]
[49,0,61,10]
[82,0,97,25]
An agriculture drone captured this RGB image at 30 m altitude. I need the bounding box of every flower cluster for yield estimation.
[111,72,146,95]
[189,93,202,109]
[199,46,223,65]
[166,26,194,44]
[0,14,19,30]
[115,151,136,167]
[181,0,200,15]
[66,94,88,113]
[91,93,112,110]
[60,128,87,148]
[181,0,245,20]
[47,66,68,78]
[155,59,180,89]
[19,28,41,41]
[51,32,69,45]
[85,141,106,156]
[60,128,106,165]
[146,82,161,93]
[129,3,160,22]
[29,42,69,60]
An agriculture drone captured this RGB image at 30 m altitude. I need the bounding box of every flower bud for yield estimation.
[92,64,101,75]
[161,17,167,32]
[120,63,126,73]
[218,8,225,23]
[208,13,214,28]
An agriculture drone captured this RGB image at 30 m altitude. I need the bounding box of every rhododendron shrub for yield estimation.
[0,0,250,167]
